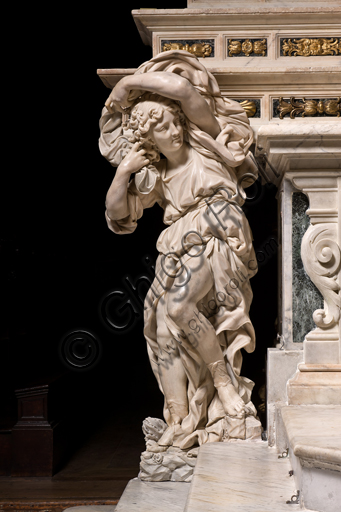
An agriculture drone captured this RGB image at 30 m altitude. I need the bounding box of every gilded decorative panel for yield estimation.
[273,97,341,119]
[232,99,260,118]
[280,37,341,57]
[161,39,214,58]
[228,38,267,57]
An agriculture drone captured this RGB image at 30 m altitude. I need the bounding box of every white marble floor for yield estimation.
[184,441,300,512]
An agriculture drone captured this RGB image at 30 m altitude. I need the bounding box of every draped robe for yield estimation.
[100,50,259,447]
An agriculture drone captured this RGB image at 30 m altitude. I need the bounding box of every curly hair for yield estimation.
[127,93,187,163]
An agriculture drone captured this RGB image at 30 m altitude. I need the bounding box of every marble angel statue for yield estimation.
[99,51,261,455]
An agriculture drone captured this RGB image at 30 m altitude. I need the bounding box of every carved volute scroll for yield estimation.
[301,223,341,329]
[291,173,341,337]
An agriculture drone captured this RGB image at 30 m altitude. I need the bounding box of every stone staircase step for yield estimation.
[115,478,190,512]
[281,405,341,512]
[184,441,299,511]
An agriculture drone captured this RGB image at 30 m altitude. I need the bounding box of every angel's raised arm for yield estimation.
[106,72,220,140]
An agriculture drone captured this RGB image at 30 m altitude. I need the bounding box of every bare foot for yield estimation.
[217,383,245,417]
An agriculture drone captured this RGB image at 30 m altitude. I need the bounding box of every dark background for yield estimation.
[1,0,277,451]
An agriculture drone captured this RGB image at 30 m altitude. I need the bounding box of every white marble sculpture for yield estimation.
[99,51,262,480]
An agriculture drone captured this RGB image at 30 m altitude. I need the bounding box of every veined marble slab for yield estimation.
[281,405,341,470]
[115,478,190,512]
[184,442,299,511]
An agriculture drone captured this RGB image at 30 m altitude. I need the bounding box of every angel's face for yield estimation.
[149,110,184,155]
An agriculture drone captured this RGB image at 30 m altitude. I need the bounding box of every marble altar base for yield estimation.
[281,405,341,512]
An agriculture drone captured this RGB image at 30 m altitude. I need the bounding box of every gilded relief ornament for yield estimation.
[282,37,341,57]
[277,97,340,119]
[228,38,267,57]
[228,40,242,56]
[241,40,253,57]
[239,100,257,118]
[162,42,212,58]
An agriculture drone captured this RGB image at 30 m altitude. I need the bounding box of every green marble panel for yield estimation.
[292,192,323,343]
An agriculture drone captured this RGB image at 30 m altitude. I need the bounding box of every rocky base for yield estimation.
[138,415,263,482]
[139,445,197,482]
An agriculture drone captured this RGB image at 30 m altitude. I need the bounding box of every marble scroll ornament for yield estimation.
[301,223,341,329]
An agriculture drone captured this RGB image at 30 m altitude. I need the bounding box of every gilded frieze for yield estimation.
[162,40,214,58]
[274,97,340,119]
[281,37,341,57]
[232,99,260,118]
[228,39,267,57]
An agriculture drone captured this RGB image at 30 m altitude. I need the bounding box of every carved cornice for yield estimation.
[255,124,341,186]
[281,37,341,57]
[276,97,340,119]
[228,38,267,57]
[162,41,213,58]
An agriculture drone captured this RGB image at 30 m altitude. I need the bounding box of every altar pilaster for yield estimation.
[256,124,341,411]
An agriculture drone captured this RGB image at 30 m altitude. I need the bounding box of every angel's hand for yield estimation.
[215,125,234,146]
[105,77,143,114]
[118,142,150,175]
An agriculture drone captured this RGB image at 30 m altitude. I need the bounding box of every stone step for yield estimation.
[64,441,319,512]
[115,478,190,512]
[184,441,301,511]
[281,405,341,512]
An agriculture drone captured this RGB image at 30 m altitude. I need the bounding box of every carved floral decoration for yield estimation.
[162,42,212,58]
[277,97,341,119]
[282,38,341,57]
[228,39,267,57]
[301,224,341,329]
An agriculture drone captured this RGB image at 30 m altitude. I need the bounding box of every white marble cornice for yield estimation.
[133,8,341,46]
[256,123,341,185]
[97,68,341,90]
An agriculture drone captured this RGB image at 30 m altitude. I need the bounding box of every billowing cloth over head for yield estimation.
[99,50,257,192]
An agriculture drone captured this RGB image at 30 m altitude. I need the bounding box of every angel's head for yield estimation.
[128,93,187,161]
